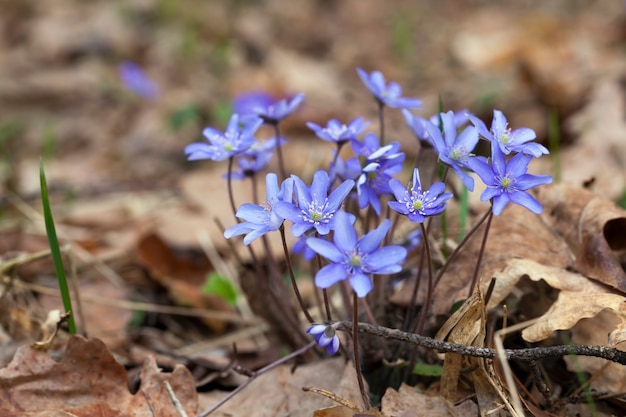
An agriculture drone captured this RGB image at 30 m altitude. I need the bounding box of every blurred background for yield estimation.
[0,0,625,363]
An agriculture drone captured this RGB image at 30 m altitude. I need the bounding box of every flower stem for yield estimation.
[273,123,288,182]
[352,292,370,409]
[415,223,434,335]
[227,157,237,220]
[468,210,494,297]
[280,226,314,323]
[378,101,385,145]
[434,207,492,288]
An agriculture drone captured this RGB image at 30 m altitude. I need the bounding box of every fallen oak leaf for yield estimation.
[0,335,197,416]
[486,259,626,344]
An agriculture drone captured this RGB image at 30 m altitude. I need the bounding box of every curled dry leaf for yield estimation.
[487,259,626,344]
[0,335,197,417]
[430,182,626,345]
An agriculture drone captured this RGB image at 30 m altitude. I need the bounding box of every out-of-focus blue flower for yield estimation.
[223,137,287,180]
[118,61,159,100]
[307,323,340,355]
[351,133,404,167]
[467,142,552,215]
[184,114,262,161]
[224,173,293,245]
[233,91,304,124]
[388,168,453,223]
[403,109,472,145]
[469,110,549,157]
[275,170,354,236]
[293,233,316,261]
[350,133,405,215]
[306,211,407,297]
[356,68,422,109]
[306,117,369,144]
[329,155,362,183]
[356,163,394,216]
[233,91,275,122]
[425,111,479,191]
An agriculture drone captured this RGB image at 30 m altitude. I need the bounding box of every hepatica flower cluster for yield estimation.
[185,68,552,355]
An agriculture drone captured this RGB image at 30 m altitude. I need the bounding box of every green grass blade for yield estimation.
[458,185,469,241]
[40,160,76,334]
[548,107,561,182]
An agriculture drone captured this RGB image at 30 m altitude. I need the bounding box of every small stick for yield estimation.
[164,380,189,417]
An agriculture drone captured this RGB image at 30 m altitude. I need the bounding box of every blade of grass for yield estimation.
[40,160,76,334]
[548,107,561,182]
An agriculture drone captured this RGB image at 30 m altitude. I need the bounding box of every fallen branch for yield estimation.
[337,321,626,365]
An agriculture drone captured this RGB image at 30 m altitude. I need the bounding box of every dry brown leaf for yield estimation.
[135,231,233,333]
[436,290,512,416]
[487,259,626,344]
[198,358,364,417]
[381,383,453,417]
[0,335,198,416]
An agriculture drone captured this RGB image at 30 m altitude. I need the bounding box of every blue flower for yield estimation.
[388,168,453,223]
[425,111,480,191]
[257,93,306,124]
[356,163,394,216]
[222,137,286,180]
[467,143,552,215]
[469,110,549,157]
[185,114,262,161]
[293,233,316,261]
[403,109,472,145]
[224,173,294,244]
[118,61,159,100]
[275,170,354,236]
[232,91,275,122]
[357,68,422,109]
[307,323,340,355]
[306,117,369,144]
[351,133,405,215]
[306,211,407,297]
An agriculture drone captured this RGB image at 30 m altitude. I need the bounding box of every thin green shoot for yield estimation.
[548,108,561,182]
[458,185,469,241]
[40,160,77,334]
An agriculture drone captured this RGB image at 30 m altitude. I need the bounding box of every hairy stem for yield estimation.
[280,226,314,323]
[468,210,494,297]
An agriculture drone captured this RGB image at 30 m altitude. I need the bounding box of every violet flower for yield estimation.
[469,109,549,157]
[357,68,422,109]
[388,168,453,223]
[185,114,262,161]
[307,323,340,355]
[306,211,407,297]
[224,173,293,244]
[467,142,552,215]
[306,117,369,145]
[275,170,354,236]
[425,111,479,191]
[118,61,159,100]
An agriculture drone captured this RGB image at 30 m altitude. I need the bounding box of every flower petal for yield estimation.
[510,190,543,213]
[315,263,348,289]
[306,237,344,262]
[333,211,358,252]
[359,219,391,254]
[350,273,373,297]
[366,246,407,272]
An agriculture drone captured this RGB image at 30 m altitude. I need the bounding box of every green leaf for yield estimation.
[412,362,443,377]
[202,273,239,306]
[40,160,76,334]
